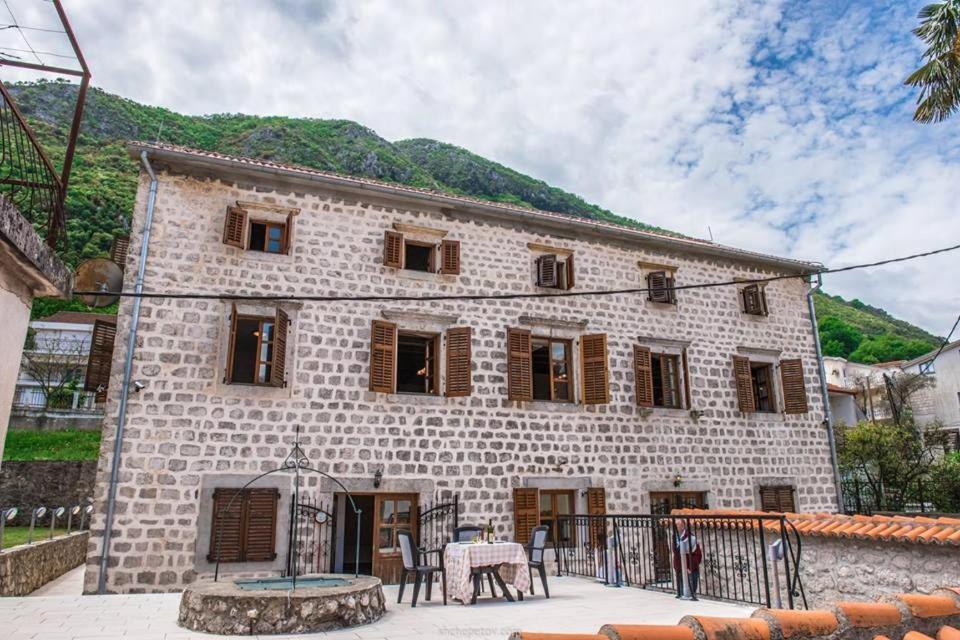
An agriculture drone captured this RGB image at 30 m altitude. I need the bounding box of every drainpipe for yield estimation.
[807,274,845,511]
[97,151,158,594]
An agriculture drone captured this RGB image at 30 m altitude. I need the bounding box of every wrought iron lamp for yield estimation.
[373,468,383,489]
[673,474,683,488]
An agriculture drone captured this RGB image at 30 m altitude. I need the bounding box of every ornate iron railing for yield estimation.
[555,513,806,609]
[417,493,459,554]
[284,493,336,577]
[0,82,65,248]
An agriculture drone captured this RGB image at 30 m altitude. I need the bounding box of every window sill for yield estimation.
[646,300,679,310]
[508,400,581,412]
[741,411,785,421]
[231,249,294,265]
[218,381,291,399]
[389,268,457,284]
[375,392,446,405]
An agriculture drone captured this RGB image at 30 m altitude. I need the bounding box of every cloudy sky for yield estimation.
[6,1,959,334]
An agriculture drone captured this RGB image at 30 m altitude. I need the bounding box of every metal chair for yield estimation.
[527,525,550,598]
[397,530,446,607]
[454,525,498,596]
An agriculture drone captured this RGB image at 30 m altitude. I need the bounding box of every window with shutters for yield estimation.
[226,306,289,387]
[646,270,677,304]
[740,284,769,316]
[396,331,440,395]
[651,353,682,408]
[751,362,775,412]
[534,253,575,290]
[248,220,287,254]
[222,203,296,255]
[382,228,461,275]
[84,320,117,403]
[539,489,575,546]
[369,321,472,397]
[207,487,279,562]
[635,344,688,409]
[758,485,796,513]
[531,337,573,402]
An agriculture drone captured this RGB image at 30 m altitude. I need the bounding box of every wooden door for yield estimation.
[649,491,707,584]
[372,493,417,585]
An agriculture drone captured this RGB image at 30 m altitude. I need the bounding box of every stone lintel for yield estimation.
[518,314,588,330]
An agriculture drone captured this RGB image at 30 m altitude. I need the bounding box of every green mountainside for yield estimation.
[8,80,940,363]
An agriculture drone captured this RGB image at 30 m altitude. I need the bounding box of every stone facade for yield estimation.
[84,144,839,594]
[0,531,88,596]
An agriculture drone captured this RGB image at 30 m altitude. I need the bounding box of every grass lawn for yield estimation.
[2,429,101,461]
[1,527,70,549]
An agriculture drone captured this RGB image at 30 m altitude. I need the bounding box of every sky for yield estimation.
[4,0,959,335]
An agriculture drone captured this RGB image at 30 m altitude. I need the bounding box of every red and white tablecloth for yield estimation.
[444,541,531,604]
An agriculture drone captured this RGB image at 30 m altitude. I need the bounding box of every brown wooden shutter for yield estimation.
[208,489,244,562]
[513,487,540,544]
[225,304,239,384]
[779,358,808,414]
[110,235,130,269]
[84,320,117,403]
[733,355,756,413]
[647,271,670,303]
[742,284,767,315]
[445,326,472,397]
[383,230,403,268]
[587,487,607,548]
[282,212,293,255]
[537,254,558,288]
[223,205,246,248]
[633,345,654,407]
[759,486,796,513]
[369,320,398,393]
[506,327,533,401]
[270,308,289,388]
[565,253,575,290]
[243,488,279,561]
[681,348,692,410]
[440,239,461,275]
[580,334,610,405]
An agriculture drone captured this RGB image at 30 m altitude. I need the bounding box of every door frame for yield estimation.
[335,491,418,582]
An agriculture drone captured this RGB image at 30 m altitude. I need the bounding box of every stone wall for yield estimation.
[84,165,839,594]
[0,531,88,596]
[796,536,960,609]
[0,460,96,526]
[9,411,104,432]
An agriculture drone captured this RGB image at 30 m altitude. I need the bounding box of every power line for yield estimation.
[2,0,42,65]
[74,242,960,303]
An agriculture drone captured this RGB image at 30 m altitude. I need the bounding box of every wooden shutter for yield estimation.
[780,358,808,414]
[244,488,279,561]
[110,235,130,268]
[647,271,671,303]
[742,284,767,315]
[537,254,558,288]
[223,205,246,248]
[383,230,403,268]
[587,487,607,548]
[565,254,575,290]
[369,320,397,393]
[208,489,244,562]
[633,345,654,407]
[507,328,533,401]
[270,308,289,388]
[224,304,239,384]
[513,487,540,544]
[759,486,796,513]
[733,355,755,413]
[84,320,117,402]
[681,348,692,410]
[440,239,461,275]
[580,334,610,405]
[282,212,293,255]
[445,326,472,397]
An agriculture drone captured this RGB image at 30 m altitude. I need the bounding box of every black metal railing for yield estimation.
[0,82,65,248]
[285,493,335,577]
[555,513,806,609]
[417,493,459,554]
[842,477,960,515]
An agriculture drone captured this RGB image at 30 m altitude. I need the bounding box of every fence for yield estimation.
[12,385,101,413]
[555,513,805,609]
[842,477,960,515]
[0,502,93,553]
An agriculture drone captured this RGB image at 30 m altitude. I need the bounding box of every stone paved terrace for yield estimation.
[1,574,751,640]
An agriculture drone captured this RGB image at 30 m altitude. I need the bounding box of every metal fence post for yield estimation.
[779,518,794,609]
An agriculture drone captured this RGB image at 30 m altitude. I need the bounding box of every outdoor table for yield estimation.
[444,541,531,604]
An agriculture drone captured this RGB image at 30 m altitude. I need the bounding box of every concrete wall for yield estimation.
[0,281,31,462]
[0,531,88,596]
[84,167,839,594]
[8,411,104,431]
[0,460,97,526]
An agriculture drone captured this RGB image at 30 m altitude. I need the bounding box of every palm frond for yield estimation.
[906,0,960,123]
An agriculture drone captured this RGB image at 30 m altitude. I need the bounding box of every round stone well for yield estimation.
[178,574,385,635]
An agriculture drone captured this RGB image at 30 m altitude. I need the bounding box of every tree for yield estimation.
[818,317,863,358]
[905,1,960,123]
[19,332,90,410]
[927,452,960,512]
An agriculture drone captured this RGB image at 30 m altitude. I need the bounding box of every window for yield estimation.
[532,337,573,401]
[652,353,681,408]
[647,271,677,304]
[226,306,289,387]
[733,356,807,414]
[535,253,575,290]
[382,230,460,275]
[208,488,279,562]
[741,284,768,316]
[396,331,439,395]
[751,362,775,412]
[377,496,413,553]
[248,221,286,254]
[759,485,796,513]
[539,489,575,546]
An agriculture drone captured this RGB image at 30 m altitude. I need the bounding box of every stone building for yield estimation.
[85,141,839,594]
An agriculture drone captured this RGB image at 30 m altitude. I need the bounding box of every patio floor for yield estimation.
[3,571,753,640]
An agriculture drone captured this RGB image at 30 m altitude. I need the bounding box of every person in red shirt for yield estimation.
[672,519,702,600]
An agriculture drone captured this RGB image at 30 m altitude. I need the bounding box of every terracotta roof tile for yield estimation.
[835,602,903,628]
[938,626,960,640]
[598,625,695,640]
[682,617,771,640]
[895,595,960,619]
[752,610,838,638]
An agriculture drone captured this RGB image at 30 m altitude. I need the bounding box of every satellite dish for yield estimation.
[74,258,123,308]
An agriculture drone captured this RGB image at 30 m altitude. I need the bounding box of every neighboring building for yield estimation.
[821,356,901,423]
[827,384,862,427]
[11,311,115,431]
[901,340,960,449]
[85,141,839,594]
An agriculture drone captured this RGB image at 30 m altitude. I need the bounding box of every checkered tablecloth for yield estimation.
[444,541,531,604]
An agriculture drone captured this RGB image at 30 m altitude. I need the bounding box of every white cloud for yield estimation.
[22,0,960,334]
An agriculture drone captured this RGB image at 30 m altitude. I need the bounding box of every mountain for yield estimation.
[8,81,942,363]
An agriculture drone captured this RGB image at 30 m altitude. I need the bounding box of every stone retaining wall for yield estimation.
[0,460,96,526]
[0,531,88,596]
